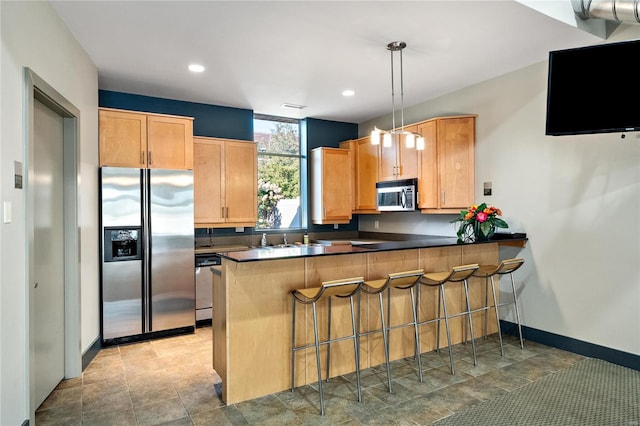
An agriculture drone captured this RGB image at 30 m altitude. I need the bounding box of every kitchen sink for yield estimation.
[255,244,299,250]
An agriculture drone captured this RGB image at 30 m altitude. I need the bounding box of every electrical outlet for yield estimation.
[334,224,339,230]
[235,227,244,233]
[374,220,379,229]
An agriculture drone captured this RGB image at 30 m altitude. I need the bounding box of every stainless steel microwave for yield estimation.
[376,178,418,211]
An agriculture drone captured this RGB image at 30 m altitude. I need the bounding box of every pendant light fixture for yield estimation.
[371,41,425,151]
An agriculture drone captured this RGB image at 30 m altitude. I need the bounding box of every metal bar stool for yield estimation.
[418,264,479,375]
[359,269,425,392]
[472,258,525,354]
[290,276,364,416]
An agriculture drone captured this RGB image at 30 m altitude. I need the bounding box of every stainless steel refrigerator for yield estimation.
[100,167,195,343]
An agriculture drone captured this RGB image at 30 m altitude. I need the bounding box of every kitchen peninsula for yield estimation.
[212,237,525,404]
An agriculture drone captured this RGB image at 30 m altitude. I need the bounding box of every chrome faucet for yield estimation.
[283,233,287,245]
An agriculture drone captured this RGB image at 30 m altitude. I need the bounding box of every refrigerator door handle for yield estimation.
[142,169,151,333]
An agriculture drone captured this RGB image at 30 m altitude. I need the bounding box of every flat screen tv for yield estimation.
[545,39,640,136]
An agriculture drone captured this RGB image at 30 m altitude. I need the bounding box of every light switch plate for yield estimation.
[3,201,12,224]
[483,182,492,196]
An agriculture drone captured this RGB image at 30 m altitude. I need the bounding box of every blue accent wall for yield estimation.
[99,90,254,140]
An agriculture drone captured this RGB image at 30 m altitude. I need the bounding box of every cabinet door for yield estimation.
[312,148,352,224]
[397,125,419,179]
[354,137,379,211]
[379,142,398,181]
[147,115,194,170]
[438,117,475,209]
[417,120,438,209]
[193,138,224,224]
[224,141,257,225]
[339,140,357,211]
[99,109,147,167]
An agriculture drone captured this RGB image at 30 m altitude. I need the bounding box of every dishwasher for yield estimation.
[195,253,221,324]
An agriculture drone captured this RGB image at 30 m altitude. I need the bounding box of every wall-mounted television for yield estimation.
[545,39,640,136]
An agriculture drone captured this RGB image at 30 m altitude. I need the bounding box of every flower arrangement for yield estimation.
[450,202,508,243]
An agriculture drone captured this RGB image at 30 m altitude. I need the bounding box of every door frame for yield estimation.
[24,68,81,417]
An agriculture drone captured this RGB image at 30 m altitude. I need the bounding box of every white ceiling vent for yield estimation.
[280,103,307,110]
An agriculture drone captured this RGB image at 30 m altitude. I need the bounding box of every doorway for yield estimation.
[25,68,81,419]
[32,97,65,408]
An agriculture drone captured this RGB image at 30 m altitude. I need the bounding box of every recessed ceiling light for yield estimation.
[342,89,355,97]
[188,64,205,73]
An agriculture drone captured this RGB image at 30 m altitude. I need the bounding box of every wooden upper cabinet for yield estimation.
[311,147,352,224]
[417,120,438,209]
[340,137,380,213]
[194,138,224,224]
[147,114,193,169]
[378,124,419,181]
[99,108,194,169]
[193,136,257,228]
[338,140,357,211]
[397,124,419,179]
[223,140,258,225]
[418,116,475,212]
[99,109,147,167]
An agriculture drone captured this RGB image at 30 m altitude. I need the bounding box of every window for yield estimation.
[254,115,304,230]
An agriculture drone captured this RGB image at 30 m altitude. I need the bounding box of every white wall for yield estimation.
[0,1,99,423]
[360,24,640,357]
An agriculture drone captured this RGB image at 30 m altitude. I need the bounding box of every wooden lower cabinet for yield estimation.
[212,243,499,404]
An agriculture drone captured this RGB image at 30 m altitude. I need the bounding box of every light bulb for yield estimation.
[383,133,392,148]
[405,133,415,148]
[416,136,425,151]
[371,128,380,145]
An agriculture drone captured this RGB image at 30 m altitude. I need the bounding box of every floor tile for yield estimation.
[34,328,600,425]
[133,396,188,425]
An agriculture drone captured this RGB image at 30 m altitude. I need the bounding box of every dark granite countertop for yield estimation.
[218,236,455,262]
[216,233,528,263]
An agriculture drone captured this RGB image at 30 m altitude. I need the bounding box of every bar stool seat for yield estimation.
[418,264,479,375]
[360,269,425,392]
[472,258,525,354]
[290,276,365,415]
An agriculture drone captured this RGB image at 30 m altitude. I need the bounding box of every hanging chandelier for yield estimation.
[371,41,425,150]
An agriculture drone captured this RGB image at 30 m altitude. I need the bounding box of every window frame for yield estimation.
[254,114,306,231]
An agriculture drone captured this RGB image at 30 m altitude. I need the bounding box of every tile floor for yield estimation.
[35,326,586,425]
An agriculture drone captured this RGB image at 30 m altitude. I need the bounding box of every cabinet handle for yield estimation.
[441,191,446,205]
[222,206,225,218]
[141,151,145,165]
[226,207,229,218]
[148,151,153,165]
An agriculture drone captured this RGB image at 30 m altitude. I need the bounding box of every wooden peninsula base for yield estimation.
[212,243,499,404]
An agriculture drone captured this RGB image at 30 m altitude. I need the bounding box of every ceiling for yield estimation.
[49,1,604,124]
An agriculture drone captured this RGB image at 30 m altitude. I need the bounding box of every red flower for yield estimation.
[476,212,487,222]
